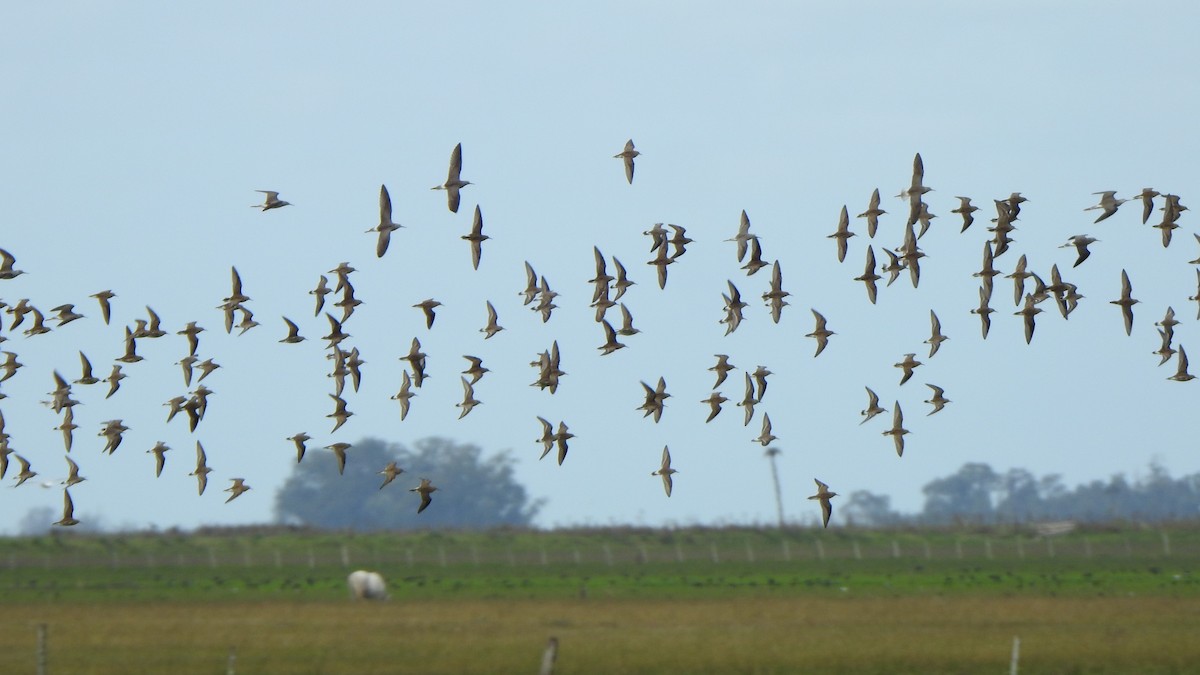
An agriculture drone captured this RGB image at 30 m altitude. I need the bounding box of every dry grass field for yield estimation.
[2,595,1198,674]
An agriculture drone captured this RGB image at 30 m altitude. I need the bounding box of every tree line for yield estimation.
[842,461,1200,527]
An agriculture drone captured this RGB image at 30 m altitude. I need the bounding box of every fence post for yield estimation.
[1161,531,1171,556]
[35,623,47,675]
[226,645,237,675]
[985,539,993,560]
[340,545,351,568]
[891,540,900,558]
[675,541,685,563]
[637,544,648,564]
[1010,635,1020,675]
[814,539,825,561]
[709,542,720,564]
[572,549,581,565]
[852,540,862,560]
[539,546,548,566]
[602,544,613,567]
[307,547,316,569]
[744,540,755,563]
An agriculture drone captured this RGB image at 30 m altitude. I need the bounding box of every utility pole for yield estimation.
[765,447,785,528]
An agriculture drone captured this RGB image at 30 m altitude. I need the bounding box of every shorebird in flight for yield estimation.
[326,443,352,475]
[253,190,290,211]
[54,490,79,527]
[925,310,947,358]
[860,387,886,425]
[1085,191,1126,223]
[378,462,404,490]
[224,478,250,503]
[369,184,403,258]
[614,139,639,184]
[432,143,471,213]
[411,478,438,513]
[808,479,837,528]
[190,442,213,495]
[1110,269,1139,336]
[651,446,677,497]
[882,403,909,457]
[856,188,886,238]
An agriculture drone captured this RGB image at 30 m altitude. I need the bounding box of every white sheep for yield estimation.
[347,570,388,600]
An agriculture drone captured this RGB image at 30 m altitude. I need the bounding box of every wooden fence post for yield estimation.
[35,623,47,675]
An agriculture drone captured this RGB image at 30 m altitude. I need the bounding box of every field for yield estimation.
[1,525,1198,674]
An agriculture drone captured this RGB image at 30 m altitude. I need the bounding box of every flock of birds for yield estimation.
[1,141,1197,532]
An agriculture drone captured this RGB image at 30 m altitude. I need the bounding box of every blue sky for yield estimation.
[1,2,1198,533]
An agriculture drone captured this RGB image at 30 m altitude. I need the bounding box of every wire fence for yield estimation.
[3,529,1190,571]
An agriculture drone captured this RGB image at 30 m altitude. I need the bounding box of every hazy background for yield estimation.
[1,2,1197,533]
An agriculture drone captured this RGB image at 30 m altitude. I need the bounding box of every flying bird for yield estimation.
[854,246,881,305]
[432,143,471,213]
[924,384,950,415]
[1015,293,1044,344]
[710,354,735,389]
[808,479,837,528]
[805,310,835,357]
[753,413,777,447]
[894,353,922,385]
[327,443,352,475]
[90,290,115,325]
[951,196,979,232]
[1109,269,1139,336]
[613,139,639,184]
[925,310,947,358]
[0,248,26,280]
[456,377,481,419]
[1168,345,1195,382]
[370,184,402,258]
[882,403,909,457]
[413,299,442,329]
[1085,191,1126,223]
[462,205,489,270]
[147,441,170,478]
[190,442,213,495]
[1061,234,1099,267]
[827,206,855,263]
[224,478,250,503]
[651,446,677,497]
[287,433,311,463]
[856,188,886,238]
[860,387,886,425]
[411,477,438,513]
[378,462,404,490]
[252,190,290,211]
[53,490,79,527]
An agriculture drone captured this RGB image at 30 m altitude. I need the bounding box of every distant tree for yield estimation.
[17,506,55,536]
[274,437,543,531]
[840,490,901,527]
[993,468,1043,523]
[920,462,998,525]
